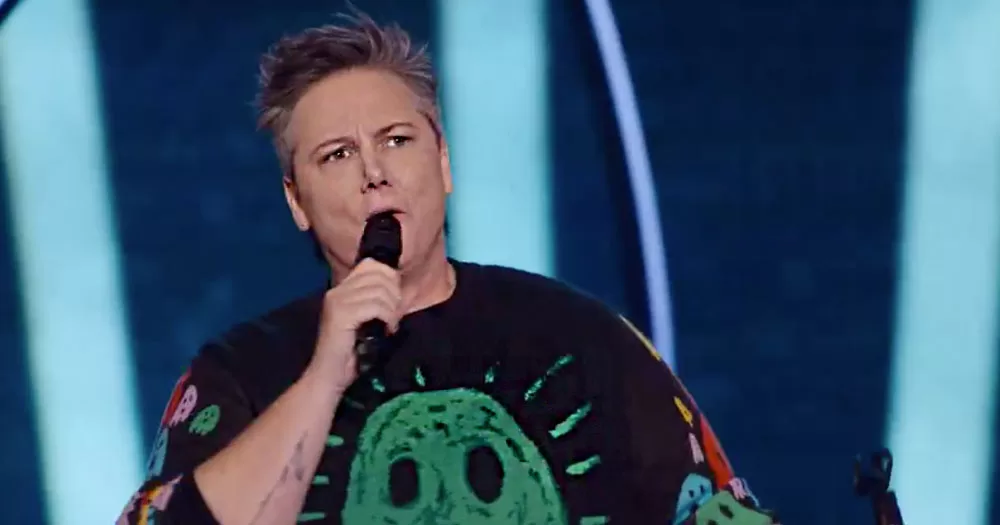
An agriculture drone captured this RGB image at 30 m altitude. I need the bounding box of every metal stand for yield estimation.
[853,449,905,525]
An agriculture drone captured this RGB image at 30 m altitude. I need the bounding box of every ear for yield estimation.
[283,175,311,231]
[439,139,453,194]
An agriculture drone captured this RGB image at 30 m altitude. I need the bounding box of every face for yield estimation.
[282,67,452,274]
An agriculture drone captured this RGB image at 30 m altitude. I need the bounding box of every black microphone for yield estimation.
[354,211,402,374]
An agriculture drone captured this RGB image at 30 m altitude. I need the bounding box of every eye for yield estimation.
[321,146,352,163]
[386,135,412,148]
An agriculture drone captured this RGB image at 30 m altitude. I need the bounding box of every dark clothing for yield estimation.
[118,261,776,524]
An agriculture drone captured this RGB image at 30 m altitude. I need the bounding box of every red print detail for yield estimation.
[700,416,734,487]
[160,370,192,426]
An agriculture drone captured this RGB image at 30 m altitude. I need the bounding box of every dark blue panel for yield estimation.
[0,111,45,524]
[550,0,646,326]
[607,0,912,523]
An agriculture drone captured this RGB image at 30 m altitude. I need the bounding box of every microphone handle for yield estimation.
[355,318,387,374]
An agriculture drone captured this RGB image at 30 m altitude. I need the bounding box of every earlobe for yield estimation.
[282,176,311,231]
[440,141,453,194]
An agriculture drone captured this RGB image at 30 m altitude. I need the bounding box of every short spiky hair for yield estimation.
[255,10,439,178]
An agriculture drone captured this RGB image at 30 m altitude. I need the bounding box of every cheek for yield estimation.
[296,176,363,242]
[398,157,447,206]
[298,172,355,216]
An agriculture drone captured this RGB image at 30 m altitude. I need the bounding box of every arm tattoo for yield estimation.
[292,435,307,482]
[250,432,309,524]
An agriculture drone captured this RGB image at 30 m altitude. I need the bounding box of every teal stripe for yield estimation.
[438,0,552,275]
[0,0,143,523]
[312,475,330,486]
[886,1,1000,523]
[297,512,326,522]
[566,455,601,476]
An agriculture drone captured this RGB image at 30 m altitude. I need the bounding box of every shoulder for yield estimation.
[205,291,323,357]
[193,290,324,408]
[460,262,607,312]
[457,261,640,343]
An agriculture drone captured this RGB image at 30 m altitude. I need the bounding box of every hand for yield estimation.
[311,258,403,394]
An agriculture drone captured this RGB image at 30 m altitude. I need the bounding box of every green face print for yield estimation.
[342,388,567,525]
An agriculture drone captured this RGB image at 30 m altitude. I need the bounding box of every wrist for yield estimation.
[301,356,348,404]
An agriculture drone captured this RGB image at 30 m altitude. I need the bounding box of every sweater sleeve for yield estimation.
[611,317,780,524]
[115,348,253,524]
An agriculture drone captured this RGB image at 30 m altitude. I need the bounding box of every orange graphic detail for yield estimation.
[700,416,734,487]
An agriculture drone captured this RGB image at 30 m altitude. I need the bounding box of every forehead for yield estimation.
[287,68,425,143]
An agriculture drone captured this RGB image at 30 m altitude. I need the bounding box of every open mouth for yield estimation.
[367,208,403,220]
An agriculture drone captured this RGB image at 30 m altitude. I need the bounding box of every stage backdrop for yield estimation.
[2,1,999,524]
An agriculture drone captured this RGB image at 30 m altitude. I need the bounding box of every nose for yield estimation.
[360,148,389,192]
[363,168,388,192]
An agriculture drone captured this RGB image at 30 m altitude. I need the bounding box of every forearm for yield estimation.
[193,361,342,525]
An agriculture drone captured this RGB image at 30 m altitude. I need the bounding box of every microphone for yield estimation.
[354,210,402,374]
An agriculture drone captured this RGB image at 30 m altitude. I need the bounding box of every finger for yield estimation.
[342,282,403,314]
[338,271,401,304]
[342,296,402,332]
[349,258,401,283]
[342,270,401,296]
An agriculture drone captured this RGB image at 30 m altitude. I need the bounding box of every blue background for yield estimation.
[3,1,993,524]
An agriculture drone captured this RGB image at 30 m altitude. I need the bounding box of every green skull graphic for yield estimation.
[342,388,567,525]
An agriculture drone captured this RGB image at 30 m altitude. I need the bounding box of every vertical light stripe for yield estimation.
[0,0,143,523]
[886,1,1000,523]
[438,0,552,276]
[582,0,676,369]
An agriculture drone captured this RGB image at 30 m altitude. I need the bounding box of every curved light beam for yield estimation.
[582,0,677,369]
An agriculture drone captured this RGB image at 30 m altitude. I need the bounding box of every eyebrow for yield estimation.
[309,121,417,157]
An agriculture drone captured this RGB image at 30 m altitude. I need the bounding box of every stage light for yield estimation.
[887,1,1000,523]
[582,0,676,368]
[438,0,553,277]
[0,0,144,522]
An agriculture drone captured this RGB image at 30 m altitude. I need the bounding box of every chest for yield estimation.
[291,335,627,524]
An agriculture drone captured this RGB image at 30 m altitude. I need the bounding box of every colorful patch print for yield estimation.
[725,478,760,508]
[145,427,169,479]
[149,475,182,511]
[189,404,221,436]
[168,385,198,427]
[688,433,705,464]
[674,473,713,525]
[693,491,772,525]
[159,370,192,426]
[700,417,734,487]
[117,476,183,525]
[674,396,694,427]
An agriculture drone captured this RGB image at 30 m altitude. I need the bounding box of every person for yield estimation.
[117,11,778,525]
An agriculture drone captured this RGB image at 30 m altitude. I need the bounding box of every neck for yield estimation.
[399,242,455,314]
[329,235,455,314]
